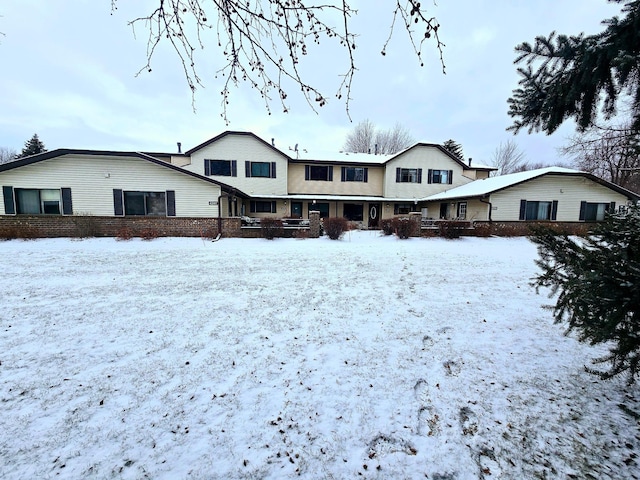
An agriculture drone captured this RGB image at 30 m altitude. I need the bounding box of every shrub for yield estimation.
[473,222,493,237]
[323,217,349,240]
[438,221,467,239]
[72,214,100,239]
[380,218,394,236]
[292,228,309,240]
[260,217,284,240]
[201,227,218,241]
[0,225,40,240]
[116,226,134,241]
[393,217,416,239]
[140,228,160,241]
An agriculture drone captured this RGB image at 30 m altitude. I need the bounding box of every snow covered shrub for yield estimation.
[438,221,466,239]
[260,217,284,240]
[380,218,394,236]
[323,217,349,240]
[140,228,160,241]
[393,217,415,239]
[116,226,134,241]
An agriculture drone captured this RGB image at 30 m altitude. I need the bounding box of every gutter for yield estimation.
[479,196,493,222]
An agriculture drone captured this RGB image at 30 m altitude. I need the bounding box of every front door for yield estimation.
[368,203,381,229]
[291,202,303,218]
[439,202,449,219]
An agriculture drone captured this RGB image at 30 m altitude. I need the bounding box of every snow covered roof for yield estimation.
[256,194,420,203]
[422,166,593,201]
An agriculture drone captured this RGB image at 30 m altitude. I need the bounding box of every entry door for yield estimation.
[439,202,449,219]
[291,202,303,218]
[368,203,381,229]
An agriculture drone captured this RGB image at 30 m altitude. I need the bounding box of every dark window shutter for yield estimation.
[448,170,453,184]
[341,167,346,182]
[271,201,277,213]
[328,166,333,181]
[417,168,423,184]
[396,168,401,183]
[250,201,256,213]
[579,201,587,221]
[113,189,124,216]
[231,160,237,177]
[204,159,211,176]
[519,199,527,220]
[61,188,73,215]
[394,204,399,215]
[551,200,558,221]
[245,161,251,178]
[609,201,616,213]
[363,168,368,183]
[271,162,277,178]
[427,169,433,184]
[3,186,15,215]
[305,165,310,180]
[166,190,176,216]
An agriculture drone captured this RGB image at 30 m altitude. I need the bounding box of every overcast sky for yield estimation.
[0,1,624,165]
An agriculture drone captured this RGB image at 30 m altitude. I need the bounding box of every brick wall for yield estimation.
[463,221,593,237]
[0,215,242,239]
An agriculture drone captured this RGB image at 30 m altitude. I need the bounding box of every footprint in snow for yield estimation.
[475,446,502,479]
[422,335,435,349]
[459,406,479,436]
[413,378,430,404]
[418,405,441,436]
[367,434,417,458]
[443,359,462,376]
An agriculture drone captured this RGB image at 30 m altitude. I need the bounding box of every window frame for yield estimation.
[250,200,277,213]
[428,169,454,185]
[205,159,237,177]
[394,203,415,215]
[519,199,558,221]
[308,202,330,218]
[341,166,368,182]
[343,203,364,221]
[123,191,167,216]
[245,161,277,178]
[579,201,615,221]
[10,187,72,215]
[305,165,333,182]
[396,167,422,183]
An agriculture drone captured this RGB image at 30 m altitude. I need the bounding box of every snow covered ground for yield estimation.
[1,231,639,479]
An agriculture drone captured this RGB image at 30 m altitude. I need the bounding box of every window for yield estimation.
[343,203,363,221]
[341,167,368,182]
[245,161,276,178]
[394,203,414,215]
[457,202,467,219]
[308,202,330,218]
[428,169,453,184]
[12,188,72,215]
[396,168,422,183]
[124,191,166,216]
[305,165,333,181]
[250,201,276,213]
[519,200,558,221]
[205,159,237,177]
[580,201,615,221]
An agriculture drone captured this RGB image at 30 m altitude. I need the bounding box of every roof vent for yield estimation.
[177,142,182,154]
[468,157,472,166]
[271,138,275,147]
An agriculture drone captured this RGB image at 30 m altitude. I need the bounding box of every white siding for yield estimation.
[384,146,474,198]
[185,134,289,195]
[0,155,221,217]
[490,175,630,221]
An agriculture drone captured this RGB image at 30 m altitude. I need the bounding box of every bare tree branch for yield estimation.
[490,139,527,175]
[343,120,413,154]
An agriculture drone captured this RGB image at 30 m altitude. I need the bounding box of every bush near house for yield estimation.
[438,221,467,239]
[323,217,349,240]
[260,217,284,240]
[140,228,160,241]
[380,218,394,236]
[393,217,416,239]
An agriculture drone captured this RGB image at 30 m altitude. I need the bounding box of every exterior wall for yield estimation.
[421,199,490,220]
[0,155,222,217]
[184,134,289,196]
[383,146,474,199]
[490,175,630,222]
[287,163,385,196]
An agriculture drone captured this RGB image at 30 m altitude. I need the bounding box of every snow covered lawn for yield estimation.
[1,232,639,479]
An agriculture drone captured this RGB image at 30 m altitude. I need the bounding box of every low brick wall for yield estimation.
[0,215,242,239]
[470,221,594,237]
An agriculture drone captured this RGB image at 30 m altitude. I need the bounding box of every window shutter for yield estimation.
[61,188,73,215]
[394,204,399,215]
[609,201,616,213]
[551,200,558,221]
[328,166,333,181]
[396,168,401,183]
[250,201,256,213]
[305,165,310,180]
[113,189,124,216]
[271,201,277,213]
[519,199,527,220]
[341,167,346,182]
[166,190,176,216]
[245,161,251,178]
[417,168,423,184]
[204,159,211,176]
[271,162,277,178]
[231,160,237,177]
[427,169,433,184]
[3,186,15,215]
[363,168,368,183]
[448,170,453,184]
[579,201,587,221]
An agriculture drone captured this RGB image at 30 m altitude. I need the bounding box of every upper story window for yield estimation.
[396,168,422,183]
[245,161,276,178]
[341,167,368,182]
[519,199,558,221]
[305,165,333,181]
[428,169,453,184]
[205,159,237,177]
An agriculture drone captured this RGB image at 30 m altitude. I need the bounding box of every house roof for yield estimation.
[421,166,640,202]
[256,194,420,202]
[0,149,249,197]
[184,131,291,161]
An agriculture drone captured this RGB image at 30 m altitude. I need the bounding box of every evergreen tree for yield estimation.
[508,0,640,134]
[530,205,640,383]
[443,139,464,160]
[17,133,46,158]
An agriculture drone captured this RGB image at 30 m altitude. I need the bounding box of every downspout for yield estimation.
[217,191,227,236]
[479,196,492,222]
